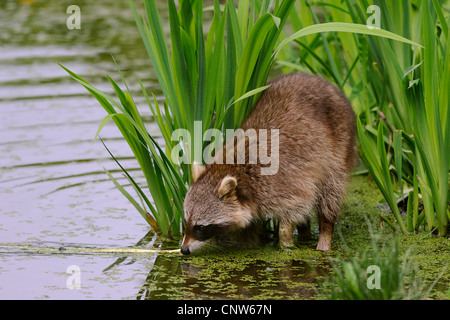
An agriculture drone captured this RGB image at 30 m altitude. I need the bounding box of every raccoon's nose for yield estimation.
[181,246,191,255]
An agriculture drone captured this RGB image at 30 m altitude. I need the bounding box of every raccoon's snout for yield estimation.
[181,234,208,254]
[181,246,190,255]
[181,235,191,255]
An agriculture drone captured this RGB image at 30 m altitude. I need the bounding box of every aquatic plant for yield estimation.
[281,0,449,236]
[357,1,449,236]
[318,235,426,300]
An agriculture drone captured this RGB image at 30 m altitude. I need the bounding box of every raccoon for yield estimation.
[181,73,357,255]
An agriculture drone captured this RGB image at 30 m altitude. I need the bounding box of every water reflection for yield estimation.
[138,247,331,300]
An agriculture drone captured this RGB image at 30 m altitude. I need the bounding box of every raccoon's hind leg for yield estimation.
[317,215,334,251]
[316,173,347,251]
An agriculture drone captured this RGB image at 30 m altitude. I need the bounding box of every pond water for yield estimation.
[0,0,173,299]
[0,0,336,300]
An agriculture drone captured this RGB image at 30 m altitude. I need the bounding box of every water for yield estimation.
[0,0,328,300]
[0,0,169,299]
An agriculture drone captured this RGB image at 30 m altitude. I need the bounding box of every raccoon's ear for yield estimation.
[217,175,237,199]
[191,161,206,183]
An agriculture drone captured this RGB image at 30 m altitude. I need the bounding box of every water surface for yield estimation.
[0,0,167,299]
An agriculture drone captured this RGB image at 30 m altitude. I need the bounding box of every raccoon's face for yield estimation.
[181,169,252,255]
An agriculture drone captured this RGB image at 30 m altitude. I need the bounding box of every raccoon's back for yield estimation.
[241,73,357,171]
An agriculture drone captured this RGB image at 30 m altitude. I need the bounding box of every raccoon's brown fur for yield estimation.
[181,73,357,254]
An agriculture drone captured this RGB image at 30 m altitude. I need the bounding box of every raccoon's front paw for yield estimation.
[279,241,297,251]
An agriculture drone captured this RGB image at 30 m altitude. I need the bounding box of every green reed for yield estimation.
[357,0,449,236]
[282,0,449,236]
[318,235,426,300]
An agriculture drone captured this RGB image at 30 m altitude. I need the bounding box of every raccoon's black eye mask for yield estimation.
[193,223,227,241]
